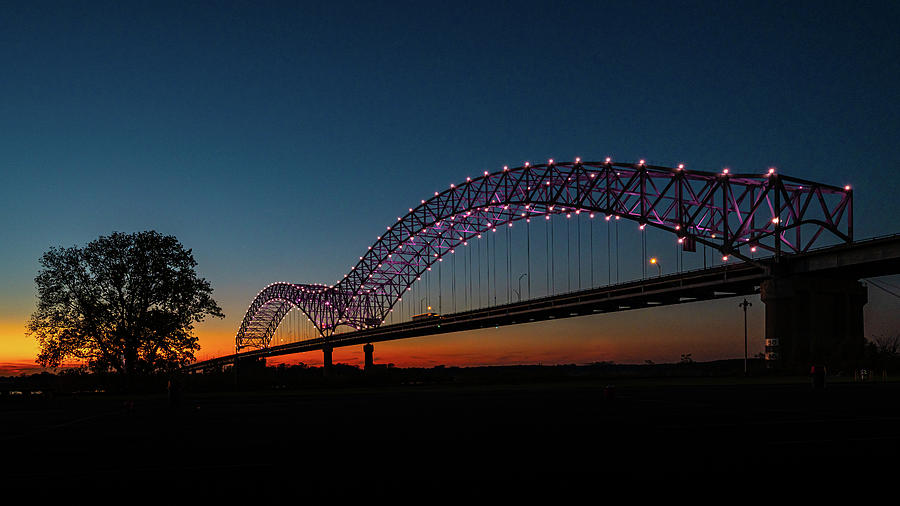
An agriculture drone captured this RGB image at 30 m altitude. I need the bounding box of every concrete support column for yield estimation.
[364,343,374,371]
[760,275,867,372]
[322,346,333,376]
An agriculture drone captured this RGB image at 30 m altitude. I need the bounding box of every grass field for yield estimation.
[3,376,898,496]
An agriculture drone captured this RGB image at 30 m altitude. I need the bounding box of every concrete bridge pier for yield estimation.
[323,346,333,376]
[364,343,374,371]
[761,275,868,373]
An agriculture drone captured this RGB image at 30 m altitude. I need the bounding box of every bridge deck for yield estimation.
[186,234,900,371]
[188,261,767,370]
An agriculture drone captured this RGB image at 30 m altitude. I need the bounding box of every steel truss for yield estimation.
[236,160,852,350]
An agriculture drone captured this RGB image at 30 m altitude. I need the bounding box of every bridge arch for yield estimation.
[236,160,852,349]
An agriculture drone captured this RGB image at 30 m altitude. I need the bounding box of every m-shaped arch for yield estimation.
[236,159,852,350]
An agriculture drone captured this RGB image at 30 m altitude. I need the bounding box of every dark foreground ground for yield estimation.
[3,377,898,496]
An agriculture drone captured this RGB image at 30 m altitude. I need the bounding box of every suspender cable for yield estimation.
[452,244,456,313]
[438,253,442,314]
[493,225,497,306]
[506,222,511,304]
[551,215,556,295]
[527,217,531,299]
[546,215,550,296]
[578,212,582,290]
[477,234,482,308]
[567,213,571,292]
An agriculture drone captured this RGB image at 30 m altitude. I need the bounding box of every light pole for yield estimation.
[649,257,661,277]
[739,298,752,375]
[420,296,427,314]
[516,273,528,302]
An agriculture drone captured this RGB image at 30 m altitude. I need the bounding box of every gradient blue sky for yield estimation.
[2,1,899,373]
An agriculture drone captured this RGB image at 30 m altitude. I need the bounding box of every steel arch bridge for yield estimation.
[235,159,852,350]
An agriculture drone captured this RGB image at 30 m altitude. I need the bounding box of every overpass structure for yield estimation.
[186,160,900,373]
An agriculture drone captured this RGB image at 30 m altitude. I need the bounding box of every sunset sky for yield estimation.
[3,1,900,375]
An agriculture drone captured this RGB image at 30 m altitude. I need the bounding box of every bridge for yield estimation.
[186,159,900,373]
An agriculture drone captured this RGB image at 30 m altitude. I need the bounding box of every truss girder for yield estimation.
[236,161,852,350]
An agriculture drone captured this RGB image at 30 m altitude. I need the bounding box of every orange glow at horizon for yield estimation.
[2,295,768,376]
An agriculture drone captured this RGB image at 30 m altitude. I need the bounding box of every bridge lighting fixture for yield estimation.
[566,214,571,218]
[677,164,684,170]
[548,159,554,164]
[768,167,776,175]
[575,157,581,163]
[639,159,645,165]
[484,171,489,175]
[525,161,530,167]
[845,185,851,190]
[723,168,729,174]
[678,237,684,244]
[751,246,757,253]
[722,256,729,262]
[504,165,508,171]
[590,213,595,219]
[605,157,611,163]
[605,215,611,221]
[545,215,551,220]
[772,217,780,224]
[639,224,645,230]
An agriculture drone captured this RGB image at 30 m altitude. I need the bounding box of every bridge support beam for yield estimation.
[364,343,374,371]
[323,346,333,376]
[761,276,867,373]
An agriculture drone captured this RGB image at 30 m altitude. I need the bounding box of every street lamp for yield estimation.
[739,298,752,375]
[649,257,661,277]
[516,273,528,302]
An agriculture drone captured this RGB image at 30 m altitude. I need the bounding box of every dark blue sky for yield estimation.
[3,1,899,365]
